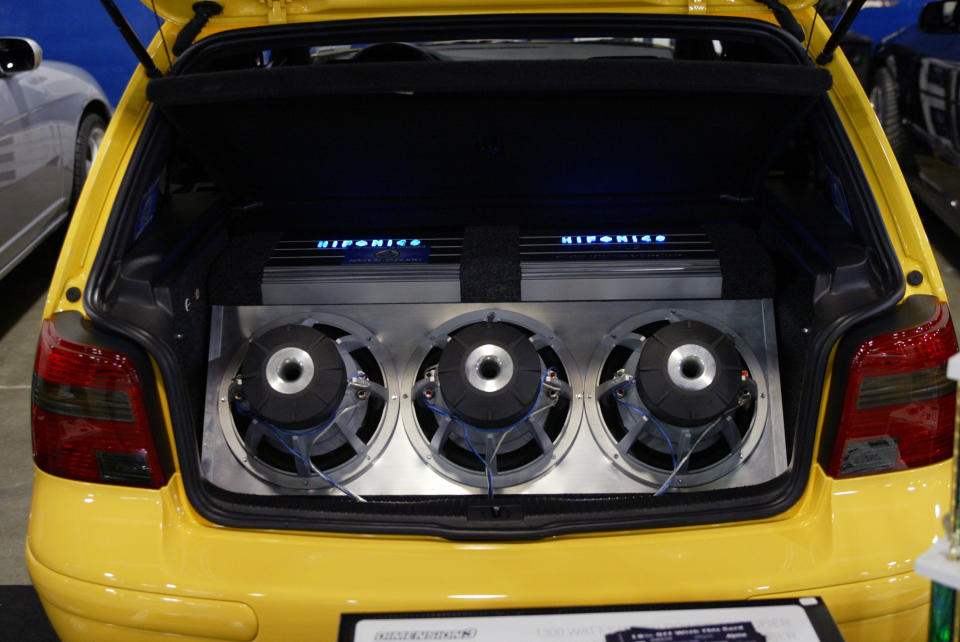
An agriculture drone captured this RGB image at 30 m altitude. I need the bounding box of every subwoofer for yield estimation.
[217,314,397,491]
[401,310,582,490]
[586,310,769,492]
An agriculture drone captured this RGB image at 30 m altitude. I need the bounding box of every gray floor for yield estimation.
[0,233,61,584]
[1,213,959,586]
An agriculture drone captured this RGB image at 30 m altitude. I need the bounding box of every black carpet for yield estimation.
[0,586,58,641]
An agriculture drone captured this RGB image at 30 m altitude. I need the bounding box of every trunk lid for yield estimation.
[142,0,815,25]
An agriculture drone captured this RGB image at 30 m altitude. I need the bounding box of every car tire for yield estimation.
[869,67,911,168]
[70,113,107,211]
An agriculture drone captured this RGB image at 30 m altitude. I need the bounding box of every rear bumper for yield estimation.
[28,462,949,641]
[27,545,257,641]
[28,550,929,641]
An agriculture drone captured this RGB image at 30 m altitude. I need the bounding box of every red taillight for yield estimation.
[827,302,958,478]
[31,319,166,488]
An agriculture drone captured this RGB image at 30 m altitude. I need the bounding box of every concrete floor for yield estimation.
[0,213,959,587]
[0,232,61,584]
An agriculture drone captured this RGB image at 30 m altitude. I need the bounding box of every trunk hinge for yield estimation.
[97,0,163,78]
[262,0,288,23]
[172,2,224,57]
[816,0,868,65]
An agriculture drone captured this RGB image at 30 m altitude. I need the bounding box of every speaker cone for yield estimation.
[218,315,396,491]
[586,310,767,490]
[402,310,581,490]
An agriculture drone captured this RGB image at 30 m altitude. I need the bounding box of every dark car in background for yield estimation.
[0,37,110,279]
[869,0,960,231]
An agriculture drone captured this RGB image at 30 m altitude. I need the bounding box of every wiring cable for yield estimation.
[423,370,554,434]
[652,394,752,496]
[609,379,678,495]
[150,0,173,69]
[235,387,365,438]
[806,1,822,57]
[423,370,559,501]
[263,425,366,502]
[606,378,750,496]
[232,374,370,502]
[489,405,552,463]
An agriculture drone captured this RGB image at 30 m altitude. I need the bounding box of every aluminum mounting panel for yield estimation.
[201,300,786,497]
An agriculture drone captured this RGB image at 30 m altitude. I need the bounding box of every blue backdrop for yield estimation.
[850,0,930,46]
[1,0,156,106]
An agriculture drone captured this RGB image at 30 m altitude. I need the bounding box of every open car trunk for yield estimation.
[85,14,903,537]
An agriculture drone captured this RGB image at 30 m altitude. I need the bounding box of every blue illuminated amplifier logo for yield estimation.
[313,235,667,250]
[561,234,666,244]
[316,238,422,249]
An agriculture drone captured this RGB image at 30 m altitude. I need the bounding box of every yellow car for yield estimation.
[26,0,959,640]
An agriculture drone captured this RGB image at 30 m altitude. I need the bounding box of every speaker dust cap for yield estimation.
[436,322,541,429]
[240,324,346,429]
[637,319,741,427]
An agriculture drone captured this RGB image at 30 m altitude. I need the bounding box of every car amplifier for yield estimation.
[261,230,721,304]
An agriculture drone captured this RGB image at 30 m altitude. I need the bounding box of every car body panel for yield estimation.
[872,20,960,234]
[26,546,258,642]
[143,0,819,25]
[0,55,109,279]
[27,461,948,640]
[880,28,960,155]
[824,28,947,305]
[842,0,928,51]
[30,9,954,642]
[0,64,66,274]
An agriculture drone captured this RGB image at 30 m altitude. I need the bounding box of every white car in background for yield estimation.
[0,37,110,279]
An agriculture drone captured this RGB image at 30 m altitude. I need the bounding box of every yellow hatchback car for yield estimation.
[26,0,960,639]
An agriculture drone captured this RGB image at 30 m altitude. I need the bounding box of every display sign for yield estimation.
[339,598,842,642]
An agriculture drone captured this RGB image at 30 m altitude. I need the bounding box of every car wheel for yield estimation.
[70,113,107,211]
[869,67,911,167]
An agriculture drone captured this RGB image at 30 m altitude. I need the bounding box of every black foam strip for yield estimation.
[208,230,282,305]
[148,60,832,106]
[704,223,776,299]
[460,226,521,302]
